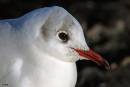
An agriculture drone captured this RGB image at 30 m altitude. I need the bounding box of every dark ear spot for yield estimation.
[41,24,50,41]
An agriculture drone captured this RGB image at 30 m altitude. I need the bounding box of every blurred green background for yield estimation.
[0,0,130,87]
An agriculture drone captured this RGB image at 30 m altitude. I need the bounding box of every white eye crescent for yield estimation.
[57,31,69,43]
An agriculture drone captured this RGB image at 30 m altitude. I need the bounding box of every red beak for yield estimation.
[73,48,110,70]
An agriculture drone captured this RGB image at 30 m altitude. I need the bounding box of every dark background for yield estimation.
[0,0,130,87]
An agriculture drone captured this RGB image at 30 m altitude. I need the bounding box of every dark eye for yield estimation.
[57,31,69,42]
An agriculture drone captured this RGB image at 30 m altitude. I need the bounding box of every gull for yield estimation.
[0,6,109,87]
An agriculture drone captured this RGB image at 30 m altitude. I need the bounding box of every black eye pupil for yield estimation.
[58,32,69,42]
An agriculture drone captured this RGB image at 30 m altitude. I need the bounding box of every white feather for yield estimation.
[0,6,89,87]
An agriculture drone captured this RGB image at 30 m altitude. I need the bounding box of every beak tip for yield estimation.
[98,58,111,71]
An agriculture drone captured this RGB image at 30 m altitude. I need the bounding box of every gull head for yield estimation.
[31,6,109,69]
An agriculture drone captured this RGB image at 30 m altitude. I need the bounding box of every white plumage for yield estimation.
[0,6,109,87]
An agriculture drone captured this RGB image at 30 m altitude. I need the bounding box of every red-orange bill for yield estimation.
[73,48,110,70]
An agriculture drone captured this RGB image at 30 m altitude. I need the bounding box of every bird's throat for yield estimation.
[23,45,77,87]
[26,53,77,87]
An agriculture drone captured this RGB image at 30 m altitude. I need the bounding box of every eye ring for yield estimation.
[57,31,69,42]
